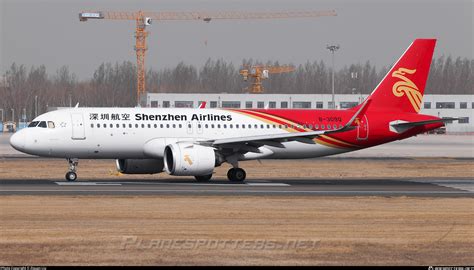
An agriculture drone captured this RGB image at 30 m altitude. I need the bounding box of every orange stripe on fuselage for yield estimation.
[229,109,358,149]
[319,135,359,148]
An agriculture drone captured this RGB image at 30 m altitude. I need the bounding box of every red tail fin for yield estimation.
[367,39,436,113]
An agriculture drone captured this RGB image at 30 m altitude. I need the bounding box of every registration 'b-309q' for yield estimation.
[10,39,460,182]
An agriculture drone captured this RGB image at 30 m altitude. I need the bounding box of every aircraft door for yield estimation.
[356,115,369,140]
[71,113,86,140]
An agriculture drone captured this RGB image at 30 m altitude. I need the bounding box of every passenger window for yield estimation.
[160,124,163,128]
[141,124,145,128]
[28,121,39,128]
[223,124,227,129]
[266,124,270,129]
[91,124,94,128]
[135,124,138,128]
[315,124,319,129]
[116,124,119,128]
[197,124,201,129]
[217,124,221,128]
[242,124,245,129]
[254,124,258,129]
[321,125,325,129]
[97,123,100,128]
[123,124,126,128]
[260,124,264,129]
[38,121,47,128]
[148,124,151,128]
[110,124,113,128]
[173,124,176,128]
[229,124,233,129]
[103,123,107,128]
[205,124,209,129]
[166,124,170,128]
[179,124,182,128]
[154,124,157,128]
[129,124,132,128]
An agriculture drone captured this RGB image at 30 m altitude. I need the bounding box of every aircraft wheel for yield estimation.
[65,172,77,182]
[227,168,246,182]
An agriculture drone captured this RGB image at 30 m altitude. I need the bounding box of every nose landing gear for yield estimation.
[65,158,79,181]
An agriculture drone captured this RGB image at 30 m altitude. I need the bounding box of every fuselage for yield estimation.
[10,107,441,160]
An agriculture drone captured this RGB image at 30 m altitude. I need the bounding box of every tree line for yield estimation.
[0,56,472,121]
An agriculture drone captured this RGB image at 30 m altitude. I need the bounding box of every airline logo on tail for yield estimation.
[391,68,422,112]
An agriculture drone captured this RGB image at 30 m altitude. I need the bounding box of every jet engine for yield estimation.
[116,159,164,174]
[163,143,218,176]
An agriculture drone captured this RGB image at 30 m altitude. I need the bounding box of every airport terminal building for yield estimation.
[146,93,474,133]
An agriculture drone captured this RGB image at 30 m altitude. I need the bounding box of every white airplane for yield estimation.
[9,39,455,182]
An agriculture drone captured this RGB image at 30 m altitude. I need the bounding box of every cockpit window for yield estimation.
[28,121,39,128]
[48,121,55,129]
[38,121,47,128]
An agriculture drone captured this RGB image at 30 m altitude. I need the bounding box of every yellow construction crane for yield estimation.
[240,65,295,93]
[79,10,336,104]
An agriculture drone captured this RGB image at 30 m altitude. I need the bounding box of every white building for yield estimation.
[146,93,474,133]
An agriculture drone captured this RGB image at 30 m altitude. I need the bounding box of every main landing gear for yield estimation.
[65,158,78,181]
[227,168,246,182]
[225,157,246,182]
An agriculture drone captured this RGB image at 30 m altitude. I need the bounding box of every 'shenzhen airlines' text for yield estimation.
[135,113,232,121]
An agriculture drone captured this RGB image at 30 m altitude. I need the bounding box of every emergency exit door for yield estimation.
[71,113,86,140]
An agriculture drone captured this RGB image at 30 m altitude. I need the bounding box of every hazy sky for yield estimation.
[1,0,472,79]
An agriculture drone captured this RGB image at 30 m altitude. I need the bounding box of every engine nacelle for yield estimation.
[116,159,164,174]
[164,143,216,176]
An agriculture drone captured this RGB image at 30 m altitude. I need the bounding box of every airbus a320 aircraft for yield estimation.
[10,39,457,182]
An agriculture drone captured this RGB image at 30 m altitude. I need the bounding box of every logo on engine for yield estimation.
[392,68,422,112]
[184,154,193,166]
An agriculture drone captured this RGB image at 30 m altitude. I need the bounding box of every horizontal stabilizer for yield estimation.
[389,117,463,133]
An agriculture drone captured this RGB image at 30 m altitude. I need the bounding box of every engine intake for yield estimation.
[164,143,217,176]
[116,159,164,174]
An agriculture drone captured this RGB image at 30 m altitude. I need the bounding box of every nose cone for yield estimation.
[10,130,26,152]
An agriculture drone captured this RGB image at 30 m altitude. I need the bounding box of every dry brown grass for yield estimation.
[0,158,472,180]
[1,158,473,265]
[0,196,473,265]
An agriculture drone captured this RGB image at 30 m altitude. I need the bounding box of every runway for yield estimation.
[1,178,473,197]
